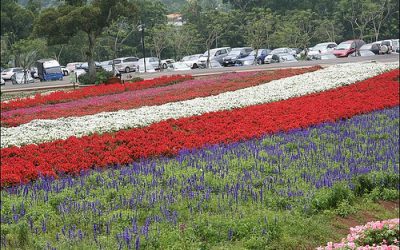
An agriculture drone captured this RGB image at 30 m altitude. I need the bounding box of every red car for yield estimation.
[333,40,365,57]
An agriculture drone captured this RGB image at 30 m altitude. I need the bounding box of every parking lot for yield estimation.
[1,53,398,93]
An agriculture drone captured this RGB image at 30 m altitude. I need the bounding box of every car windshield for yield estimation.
[360,44,372,50]
[249,50,264,56]
[229,50,241,55]
[271,48,286,54]
[182,56,190,61]
[202,50,217,56]
[311,45,327,51]
[45,67,62,74]
[336,43,351,50]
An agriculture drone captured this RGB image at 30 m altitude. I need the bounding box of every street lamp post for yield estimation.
[138,23,146,73]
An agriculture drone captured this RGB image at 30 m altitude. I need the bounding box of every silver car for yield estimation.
[198,47,231,68]
[181,54,202,69]
[112,57,139,73]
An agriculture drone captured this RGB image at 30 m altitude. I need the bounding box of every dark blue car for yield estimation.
[236,49,272,66]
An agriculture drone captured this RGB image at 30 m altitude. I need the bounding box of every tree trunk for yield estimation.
[87,31,97,83]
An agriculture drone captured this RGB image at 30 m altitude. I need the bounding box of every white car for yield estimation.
[61,66,70,76]
[66,62,84,72]
[11,71,34,84]
[307,42,337,58]
[137,57,160,72]
[171,62,191,71]
[264,48,294,63]
[181,54,203,69]
[161,59,175,69]
[1,67,23,80]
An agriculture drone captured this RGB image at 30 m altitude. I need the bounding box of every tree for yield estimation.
[370,0,395,41]
[245,8,275,64]
[169,24,202,60]
[34,0,137,82]
[11,38,48,67]
[272,10,318,53]
[201,11,231,68]
[1,0,35,44]
[103,16,139,72]
[148,24,172,69]
[338,0,377,40]
[17,51,38,84]
[315,19,343,43]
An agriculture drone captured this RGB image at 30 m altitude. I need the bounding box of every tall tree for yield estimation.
[169,24,202,60]
[272,10,318,52]
[147,24,172,69]
[370,0,396,41]
[245,8,275,63]
[201,11,231,67]
[1,0,35,43]
[34,0,137,82]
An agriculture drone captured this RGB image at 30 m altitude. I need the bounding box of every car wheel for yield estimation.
[192,63,198,69]
[125,67,130,73]
[162,63,168,69]
[257,59,263,65]
[64,71,69,76]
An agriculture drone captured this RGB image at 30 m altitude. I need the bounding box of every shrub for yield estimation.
[78,69,114,85]
[312,183,354,211]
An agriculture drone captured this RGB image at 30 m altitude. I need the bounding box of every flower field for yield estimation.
[1,63,399,249]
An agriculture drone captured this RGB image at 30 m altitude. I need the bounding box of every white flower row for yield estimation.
[1,62,398,148]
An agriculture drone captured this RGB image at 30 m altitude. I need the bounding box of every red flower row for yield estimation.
[0,75,193,111]
[1,67,321,127]
[1,70,398,187]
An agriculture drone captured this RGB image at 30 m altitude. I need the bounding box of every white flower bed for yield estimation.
[1,62,398,148]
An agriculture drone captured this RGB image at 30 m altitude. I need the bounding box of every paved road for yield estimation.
[1,54,398,92]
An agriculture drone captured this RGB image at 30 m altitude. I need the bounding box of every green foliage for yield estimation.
[78,68,113,85]
[312,183,354,211]
[335,199,356,217]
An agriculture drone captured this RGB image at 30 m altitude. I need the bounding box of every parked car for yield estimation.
[112,57,139,73]
[313,51,337,60]
[1,67,23,80]
[307,42,337,58]
[352,43,381,56]
[60,66,70,76]
[198,47,231,67]
[181,54,203,69]
[161,59,175,69]
[265,53,298,64]
[137,57,161,71]
[264,48,294,63]
[76,62,102,71]
[66,62,84,72]
[378,40,395,54]
[208,60,223,68]
[170,62,191,71]
[222,47,253,66]
[11,71,34,84]
[30,67,39,78]
[333,40,365,57]
[237,49,271,65]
